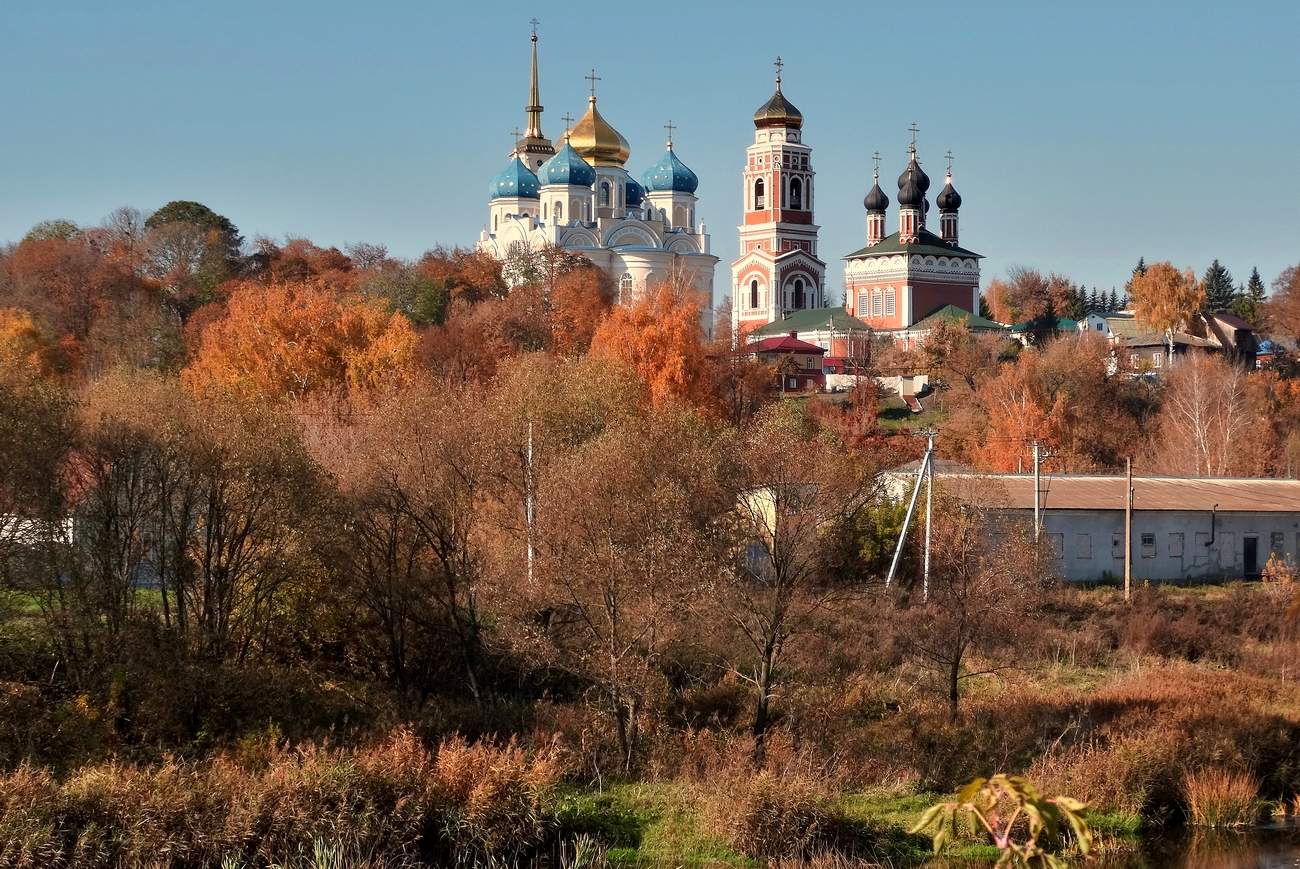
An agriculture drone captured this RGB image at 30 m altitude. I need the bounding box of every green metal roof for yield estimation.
[910,304,1007,332]
[843,228,982,260]
[751,307,871,336]
[1010,316,1079,333]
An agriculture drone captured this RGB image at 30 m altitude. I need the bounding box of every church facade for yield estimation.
[476,28,717,306]
[842,143,982,342]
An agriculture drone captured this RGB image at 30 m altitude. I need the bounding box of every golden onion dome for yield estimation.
[568,96,630,168]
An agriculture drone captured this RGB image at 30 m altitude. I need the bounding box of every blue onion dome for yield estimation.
[489,156,540,199]
[537,141,596,188]
[937,173,962,212]
[641,145,699,194]
[864,178,889,212]
[625,176,645,207]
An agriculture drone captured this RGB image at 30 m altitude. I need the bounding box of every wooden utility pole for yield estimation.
[1124,457,1133,603]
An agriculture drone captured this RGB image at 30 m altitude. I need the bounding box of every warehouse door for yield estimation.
[1244,536,1259,577]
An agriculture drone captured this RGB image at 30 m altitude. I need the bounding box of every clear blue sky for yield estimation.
[5,0,1298,304]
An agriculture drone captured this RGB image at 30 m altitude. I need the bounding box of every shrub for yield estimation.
[0,729,567,867]
[1183,767,1263,827]
[703,770,833,859]
[432,734,565,857]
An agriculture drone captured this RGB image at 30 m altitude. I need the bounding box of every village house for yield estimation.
[743,332,827,391]
[1080,310,1258,373]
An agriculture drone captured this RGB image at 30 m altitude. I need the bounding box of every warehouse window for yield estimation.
[1112,533,1123,559]
[1075,533,1091,559]
[1141,533,1156,558]
[1169,532,1184,558]
[1272,532,1285,555]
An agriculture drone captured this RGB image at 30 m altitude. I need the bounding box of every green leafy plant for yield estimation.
[911,774,1092,867]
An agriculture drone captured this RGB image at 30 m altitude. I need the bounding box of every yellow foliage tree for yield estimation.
[1128,262,1204,362]
[183,279,417,399]
[0,307,57,377]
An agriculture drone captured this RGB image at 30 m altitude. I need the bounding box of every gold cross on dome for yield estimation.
[773,55,784,84]
[529,17,539,38]
[908,122,920,151]
[510,127,523,150]
[585,68,601,98]
[945,149,954,172]
[664,119,676,146]
[872,151,881,175]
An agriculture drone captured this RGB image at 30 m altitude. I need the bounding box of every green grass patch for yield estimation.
[877,397,948,431]
[556,781,751,867]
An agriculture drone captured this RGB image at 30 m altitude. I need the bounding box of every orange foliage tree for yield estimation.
[183,278,417,399]
[588,276,709,407]
[975,349,1058,471]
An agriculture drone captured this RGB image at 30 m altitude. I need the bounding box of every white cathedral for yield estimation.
[476,27,717,305]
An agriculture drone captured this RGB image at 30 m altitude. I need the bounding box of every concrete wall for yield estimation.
[1039,509,1300,582]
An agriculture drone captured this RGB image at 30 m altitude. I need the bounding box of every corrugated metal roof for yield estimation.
[936,473,1300,512]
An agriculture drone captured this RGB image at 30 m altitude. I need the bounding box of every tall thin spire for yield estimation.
[524,19,544,138]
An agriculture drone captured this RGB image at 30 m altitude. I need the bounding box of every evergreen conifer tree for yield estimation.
[1108,288,1122,312]
[1202,259,1236,312]
[1230,266,1267,322]
[1087,287,1100,313]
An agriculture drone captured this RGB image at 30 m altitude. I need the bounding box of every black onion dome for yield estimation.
[864,180,889,212]
[937,176,962,212]
[897,155,930,194]
[896,154,929,207]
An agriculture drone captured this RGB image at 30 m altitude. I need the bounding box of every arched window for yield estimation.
[619,272,633,304]
[885,288,896,316]
[754,178,765,210]
[750,279,759,310]
[790,177,803,210]
[493,215,498,231]
[600,181,611,206]
[872,289,883,317]
[554,202,563,224]
[793,278,805,309]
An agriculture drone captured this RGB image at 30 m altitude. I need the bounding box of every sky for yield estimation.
[4,0,1298,306]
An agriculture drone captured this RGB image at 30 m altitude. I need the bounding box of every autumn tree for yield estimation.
[975,349,1056,471]
[524,410,726,769]
[984,267,1081,324]
[1146,351,1253,477]
[6,234,138,346]
[589,272,710,408]
[182,278,418,399]
[1266,265,1300,339]
[1128,261,1204,362]
[723,402,879,756]
[144,200,243,318]
[548,265,614,356]
[308,380,501,703]
[899,485,1049,714]
[22,219,79,244]
[0,308,58,376]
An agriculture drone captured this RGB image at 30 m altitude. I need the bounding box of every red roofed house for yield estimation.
[745,332,827,392]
